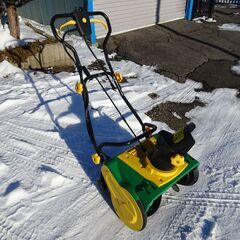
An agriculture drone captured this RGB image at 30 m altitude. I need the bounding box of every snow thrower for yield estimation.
[50,7,200,231]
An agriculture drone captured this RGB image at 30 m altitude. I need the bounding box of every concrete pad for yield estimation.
[189,59,240,89]
[100,6,240,88]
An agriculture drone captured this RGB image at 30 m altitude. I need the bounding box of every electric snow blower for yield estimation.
[51,6,200,231]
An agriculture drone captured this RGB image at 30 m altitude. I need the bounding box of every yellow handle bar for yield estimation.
[91,19,108,29]
[58,18,108,35]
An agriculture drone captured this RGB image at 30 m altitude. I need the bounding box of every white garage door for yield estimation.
[94,0,186,38]
[160,0,187,22]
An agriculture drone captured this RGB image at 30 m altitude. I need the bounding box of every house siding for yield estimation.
[94,0,186,38]
[160,0,186,22]
[18,0,187,41]
[18,0,83,25]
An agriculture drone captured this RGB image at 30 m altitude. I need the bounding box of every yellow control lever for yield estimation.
[91,19,108,29]
[58,18,108,35]
[59,20,76,33]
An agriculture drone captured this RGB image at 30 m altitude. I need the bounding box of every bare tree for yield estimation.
[3,0,34,39]
[0,0,4,13]
[0,0,5,25]
[6,2,19,38]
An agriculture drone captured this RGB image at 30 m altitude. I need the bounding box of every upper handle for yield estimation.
[50,10,112,43]
[51,13,78,42]
[58,18,108,35]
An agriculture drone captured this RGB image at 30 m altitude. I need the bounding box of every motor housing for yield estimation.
[150,123,196,171]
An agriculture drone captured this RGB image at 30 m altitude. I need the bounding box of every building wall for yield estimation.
[18,0,83,25]
[160,0,186,22]
[94,0,187,38]
[18,0,187,41]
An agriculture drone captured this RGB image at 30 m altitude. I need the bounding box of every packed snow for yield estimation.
[193,16,216,23]
[218,23,240,32]
[231,60,240,76]
[0,19,240,240]
[0,60,24,76]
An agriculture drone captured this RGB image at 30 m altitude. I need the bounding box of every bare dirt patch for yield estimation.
[148,93,160,99]
[87,59,107,71]
[0,38,57,67]
[146,99,205,131]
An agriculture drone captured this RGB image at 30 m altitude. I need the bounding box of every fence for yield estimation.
[193,0,215,18]
[215,0,240,4]
[186,0,215,20]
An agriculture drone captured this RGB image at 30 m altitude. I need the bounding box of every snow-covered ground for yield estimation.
[0,18,45,51]
[218,23,240,32]
[0,20,240,240]
[231,60,240,75]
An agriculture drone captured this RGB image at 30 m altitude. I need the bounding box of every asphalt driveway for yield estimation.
[101,5,240,90]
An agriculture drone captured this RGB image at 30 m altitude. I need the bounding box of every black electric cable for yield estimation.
[83,35,146,131]
[62,29,77,65]
[82,35,145,145]
[62,30,143,147]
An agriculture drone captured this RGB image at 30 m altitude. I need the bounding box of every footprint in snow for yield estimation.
[0,181,30,207]
[38,164,72,189]
[0,162,10,178]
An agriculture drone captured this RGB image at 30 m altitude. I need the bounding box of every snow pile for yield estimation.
[0,19,240,240]
[193,16,216,23]
[0,60,24,77]
[231,61,240,76]
[218,23,240,32]
[0,18,45,51]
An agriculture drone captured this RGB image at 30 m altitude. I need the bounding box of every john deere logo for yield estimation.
[173,128,184,143]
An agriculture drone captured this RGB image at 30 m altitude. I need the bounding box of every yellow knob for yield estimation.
[92,153,101,165]
[171,154,185,167]
[75,82,83,94]
[114,72,124,83]
[82,18,87,23]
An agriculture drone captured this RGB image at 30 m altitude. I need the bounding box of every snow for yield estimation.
[231,60,240,76]
[0,17,45,51]
[0,60,24,77]
[0,162,9,178]
[0,19,240,240]
[218,23,240,32]
[5,187,29,207]
[193,16,216,23]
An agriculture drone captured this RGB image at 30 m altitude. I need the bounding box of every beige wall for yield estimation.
[160,0,186,22]
[94,0,186,38]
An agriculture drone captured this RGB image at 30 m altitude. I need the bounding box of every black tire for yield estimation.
[137,200,147,231]
[147,196,162,217]
[97,174,108,193]
[177,168,199,186]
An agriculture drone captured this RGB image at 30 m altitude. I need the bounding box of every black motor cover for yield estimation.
[150,123,196,171]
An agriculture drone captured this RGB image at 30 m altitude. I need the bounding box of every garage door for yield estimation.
[94,0,186,38]
[160,0,187,22]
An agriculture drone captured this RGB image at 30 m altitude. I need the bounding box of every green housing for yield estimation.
[104,153,199,213]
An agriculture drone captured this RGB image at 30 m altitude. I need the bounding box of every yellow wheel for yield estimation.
[101,165,147,231]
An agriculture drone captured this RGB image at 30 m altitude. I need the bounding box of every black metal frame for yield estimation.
[50,8,157,162]
[215,0,240,4]
[192,0,215,18]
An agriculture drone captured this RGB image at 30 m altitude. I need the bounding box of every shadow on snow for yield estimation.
[25,71,134,204]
